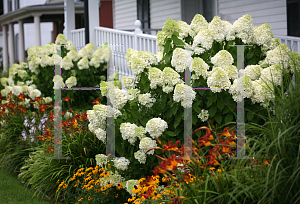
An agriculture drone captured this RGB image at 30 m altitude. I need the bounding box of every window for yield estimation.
[137,0,150,30]
[287,0,300,37]
[181,0,214,24]
[15,0,20,10]
[8,0,12,12]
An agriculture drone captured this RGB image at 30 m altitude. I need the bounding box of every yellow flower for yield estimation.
[88,196,92,201]
[78,198,83,202]
[63,184,68,188]
[101,186,107,191]
[56,179,60,184]
[115,194,119,198]
[117,182,123,190]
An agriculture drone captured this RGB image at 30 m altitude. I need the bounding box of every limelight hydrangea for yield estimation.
[77,57,89,70]
[28,56,41,75]
[40,55,54,68]
[229,76,253,102]
[60,56,73,70]
[99,81,107,96]
[0,78,8,87]
[93,45,111,63]
[177,20,190,39]
[29,89,41,100]
[211,50,234,69]
[128,88,140,99]
[43,97,52,104]
[121,76,136,89]
[120,122,138,145]
[44,44,57,56]
[139,137,157,155]
[95,154,108,167]
[189,14,208,37]
[171,48,192,73]
[12,86,22,96]
[52,54,62,67]
[193,28,214,51]
[129,56,147,75]
[162,67,182,86]
[207,67,231,93]
[162,17,180,37]
[134,150,147,164]
[197,109,209,122]
[65,40,77,51]
[55,34,67,45]
[260,64,282,86]
[253,23,273,46]
[145,118,168,138]
[231,14,254,44]
[156,31,167,52]
[173,84,196,108]
[138,51,158,67]
[65,76,77,88]
[16,81,24,86]
[162,85,174,93]
[225,65,238,80]
[156,51,163,62]
[53,75,65,89]
[125,180,139,196]
[107,88,129,109]
[17,70,28,79]
[138,93,156,108]
[189,57,209,79]
[289,51,300,73]
[89,56,101,68]
[148,67,163,89]
[67,50,80,62]
[135,126,147,140]
[265,43,290,69]
[251,79,275,108]
[244,65,263,80]
[113,157,130,171]
[208,16,227,42]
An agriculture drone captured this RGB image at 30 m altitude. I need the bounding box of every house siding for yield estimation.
[21,0,48,8]
[113,0,137,30]
[218,0,287,36]
[150,0,181,29]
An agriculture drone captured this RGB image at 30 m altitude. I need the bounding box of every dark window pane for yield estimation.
[287,0,300,37]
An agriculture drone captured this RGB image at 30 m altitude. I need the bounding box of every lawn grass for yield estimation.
[0,166,51,204]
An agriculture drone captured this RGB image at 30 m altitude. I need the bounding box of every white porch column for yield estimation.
[64,0,75,41]
[33,14,42,47]
[88,0,100,46]
[18,20,25,63]
[8,23,15,67]
[2,24,9,74]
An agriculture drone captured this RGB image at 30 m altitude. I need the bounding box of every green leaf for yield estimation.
[166,131,177,137]
[131,108,139,118]
[164,39,172,55]
[215,112,222,125]
[246,50,254,60]
[174,113,182,129]
[140,117,149,126]
[192,113,198,125]
[209,106,217,117]
[217,100,225,111]
[247,111,255,121]
[172,103,179,116]
[207,97,213,107]
[193,105,202,114]
[223,107,230,114]
[224,113,234,125]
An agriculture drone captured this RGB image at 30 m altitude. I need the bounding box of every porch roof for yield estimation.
[0,2,84,26]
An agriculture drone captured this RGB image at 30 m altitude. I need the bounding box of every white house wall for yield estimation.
[218,0,287,36]
[23,23,53,50]
[150,0,181,29]
[113,0,137,30]
[20,0,48,8]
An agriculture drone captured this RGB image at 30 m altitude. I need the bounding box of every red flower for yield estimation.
[162,140,181,153]
[63,96,71,102]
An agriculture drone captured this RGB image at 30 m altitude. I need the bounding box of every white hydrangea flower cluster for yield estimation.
[78,43,95,59]
[265,44,290,69]
[189,14,208,37]
[12,86,22,96]
[67,50,80,62]
[211,50,234,69]
[289,51,300,74]
[127,54,147,75]
[53,75,65,89]
[189,57,209,79]
[244,65,263,80]
[173,84,196,108]
[138,93,156,108]
[113,157,130,171]
[135,126,147,140]
[107,88,129,109]
[65,40,77,51]
[156,31,168,52]
[145,118,168,138]
[93,45,111,63]
[138,51,158,66]
[231,14,254,44]
[251,79,275,108]
[98,170,125,187]
[28,56,41,75]
[120,122,138,145]
[94,128,106,143]
[40,55,54,68]
[55,34,67,45]
[252,23,273,46]
[65,76,77,88]
[95,154,108,168]
[148,67,163,89]
[177,20,190,39]
[125,180,139,196]
[89,56,101,68]
[171,48,193,73]
[260,64,282,86]
[28,89,41,100]
[223,21,235,41]
[121,76,136,89]
[162,67,182,87]
[61,56,73,70]
[207,67,231,93]
[193,29,214,50]
[229,76,253,102]
[139,137,157,155]
[197,109,209,122]
[77,57,89,70]
[208,16,228,42]
[225,65,238,80]
[134,150,147,164]
[53,54,62,67]
[44,44,57,56]
[128,88,140,100]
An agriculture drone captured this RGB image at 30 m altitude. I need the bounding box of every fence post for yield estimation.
[134,20,143,51]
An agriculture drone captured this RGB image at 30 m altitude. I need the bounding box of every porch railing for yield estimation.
[274,35,300,53]
[70,28,85,52]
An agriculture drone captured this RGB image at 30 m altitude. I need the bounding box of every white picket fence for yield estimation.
[273,35,300,53]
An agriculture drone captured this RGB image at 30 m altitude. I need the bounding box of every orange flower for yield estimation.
[162,140,181,153]
[63,96,71,102]
[91,97,101,105]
